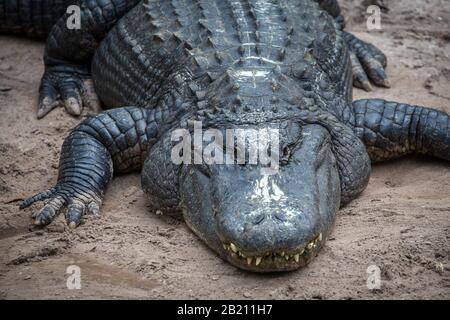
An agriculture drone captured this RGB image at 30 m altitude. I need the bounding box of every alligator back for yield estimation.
[92,0,353,123]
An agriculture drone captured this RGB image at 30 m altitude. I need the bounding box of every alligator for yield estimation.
[3,0,450,272]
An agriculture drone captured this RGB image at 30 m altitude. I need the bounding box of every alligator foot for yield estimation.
[38,66,101,119]
[33,0,142,119]
[344,32,389,91]
[19,112,116,227]
[20,185,102,228]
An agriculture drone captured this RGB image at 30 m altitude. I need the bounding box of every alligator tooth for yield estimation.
[300,249,305,255]
[294,254,300,262]
[318,233,323,241]
[285,255,289,261]
[247,257,253,265]
[307,242,314,250]
[230,243,238,253]
[255,257,262,266]
[223,244,228,251]
[280,252,285,257]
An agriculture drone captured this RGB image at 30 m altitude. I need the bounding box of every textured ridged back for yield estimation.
[92,0,352,124]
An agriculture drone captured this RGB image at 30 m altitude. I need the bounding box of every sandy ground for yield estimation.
[0,0,449,300]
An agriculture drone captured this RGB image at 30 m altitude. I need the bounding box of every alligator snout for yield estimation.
[216,196,324,271]
[180,124,341,272]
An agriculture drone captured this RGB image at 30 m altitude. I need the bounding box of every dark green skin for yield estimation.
[9,0,450,272]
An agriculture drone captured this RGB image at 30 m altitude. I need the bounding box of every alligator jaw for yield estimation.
[222,233,323,272]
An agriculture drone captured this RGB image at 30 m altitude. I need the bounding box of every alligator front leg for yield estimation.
[352,99,450,162]
[20,107,153,227]
[37,0,139,118]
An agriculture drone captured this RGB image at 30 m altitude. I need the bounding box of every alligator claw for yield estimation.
[38,68,101,119]
[66,201,85,228]
[350,51,373,91]
[20,185,102,228]
[344,32,389,91]
[63,96,82,116]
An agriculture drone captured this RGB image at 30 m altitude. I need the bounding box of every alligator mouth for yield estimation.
[222,233,323,271]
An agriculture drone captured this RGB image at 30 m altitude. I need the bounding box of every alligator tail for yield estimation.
[353,99,450,162]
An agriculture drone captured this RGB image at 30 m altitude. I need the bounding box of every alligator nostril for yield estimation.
[252,213,265,225]
[274,212,287,222]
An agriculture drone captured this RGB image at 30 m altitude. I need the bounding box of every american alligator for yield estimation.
[4,0,450,272]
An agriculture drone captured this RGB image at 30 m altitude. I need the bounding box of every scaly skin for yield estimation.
[37,0,141,117]
[0,0,76,38]
[15,0,450,272]
[352,99,450,162]
[20,107,151,226]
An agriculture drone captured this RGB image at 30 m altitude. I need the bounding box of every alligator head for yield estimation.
[179,121,343,272]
